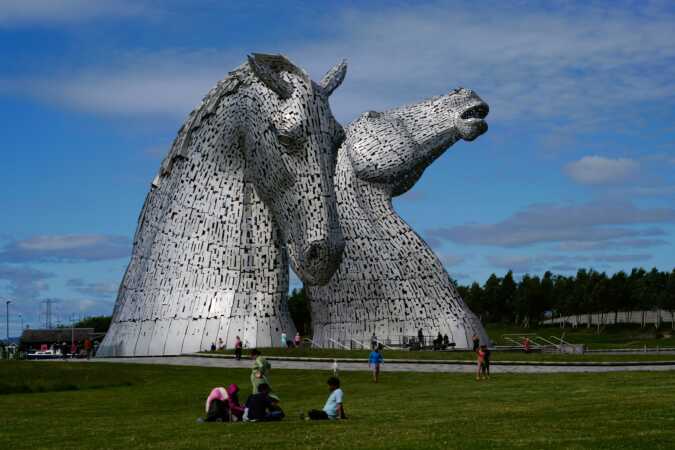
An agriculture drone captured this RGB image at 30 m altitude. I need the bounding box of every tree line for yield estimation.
[454,267,675,328]
[70,267,675,335]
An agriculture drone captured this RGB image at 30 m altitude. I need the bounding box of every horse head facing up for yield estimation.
[236,54,347,285]
[345,88,488,194]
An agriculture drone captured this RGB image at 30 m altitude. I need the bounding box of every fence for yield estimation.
[544,310,675,328]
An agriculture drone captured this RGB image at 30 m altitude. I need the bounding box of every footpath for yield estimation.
[86,353,675,374]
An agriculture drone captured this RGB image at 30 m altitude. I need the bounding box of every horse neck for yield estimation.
[116,117,288,323]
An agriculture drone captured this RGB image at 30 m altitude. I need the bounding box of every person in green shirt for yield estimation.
[250,349,271,394]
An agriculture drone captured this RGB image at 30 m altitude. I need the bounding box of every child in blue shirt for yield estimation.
[369,345,384,383]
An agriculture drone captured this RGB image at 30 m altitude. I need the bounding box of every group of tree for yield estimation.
[71,267,675,336]
[454,267,675,328]
[70,316,112,333]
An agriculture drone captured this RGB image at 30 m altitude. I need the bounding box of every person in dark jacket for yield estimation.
[243,383,284,421]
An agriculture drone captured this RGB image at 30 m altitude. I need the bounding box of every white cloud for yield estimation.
[428,200,675,248]
[0,234,131,263]
[564,156,639,185]
[487,253,652,273]
[3,1,674,127]
[440,254,465,267]
[0,264,54,300]
[66,278,118,298]
[0,0,149,26]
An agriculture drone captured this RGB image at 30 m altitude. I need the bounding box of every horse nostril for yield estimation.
[304,242,325,265]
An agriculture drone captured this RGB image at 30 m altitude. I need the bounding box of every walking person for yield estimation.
[83,338,93,359]
[369,345,384,383]
[250,349,271,394]
[481,345,491,379]
[234,336,242,360]
[476,345,487,381]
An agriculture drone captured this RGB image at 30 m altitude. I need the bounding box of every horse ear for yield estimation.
[247,53,294,99]
[318,59,347,97]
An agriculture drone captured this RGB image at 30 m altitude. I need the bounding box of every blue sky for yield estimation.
[0,0,674,333]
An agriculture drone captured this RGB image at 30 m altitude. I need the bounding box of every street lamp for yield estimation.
[5,300,11,343]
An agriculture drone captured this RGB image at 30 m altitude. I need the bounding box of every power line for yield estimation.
[40,299,60,329]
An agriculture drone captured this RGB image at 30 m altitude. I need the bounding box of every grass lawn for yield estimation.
[1,361,675,449]
[485,323,675,349]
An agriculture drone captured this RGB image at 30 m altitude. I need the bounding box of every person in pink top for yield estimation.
[200,384,244,422]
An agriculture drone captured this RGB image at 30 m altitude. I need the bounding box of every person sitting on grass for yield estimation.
[303,377,345,420]
[268,393,285,421]
[369,345,384,383]
[243,383,284,422]
[198,384,244,423]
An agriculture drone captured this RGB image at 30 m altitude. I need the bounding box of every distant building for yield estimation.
[19,328,105,351]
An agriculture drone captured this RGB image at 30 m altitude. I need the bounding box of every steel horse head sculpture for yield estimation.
[308,88,491,349]
[99,54,347,356]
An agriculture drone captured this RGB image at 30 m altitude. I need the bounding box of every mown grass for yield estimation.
[1,361,675,449]
[0,361,142,395]
[486,323,675,349]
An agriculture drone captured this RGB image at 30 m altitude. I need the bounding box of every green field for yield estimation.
[2,361,675,449]
[485,323,675,349]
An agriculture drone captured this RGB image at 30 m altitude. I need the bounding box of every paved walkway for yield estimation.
[87,356,675,374]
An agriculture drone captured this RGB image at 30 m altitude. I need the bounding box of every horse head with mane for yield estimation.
[308,87,490,349]
[99,54,347,356]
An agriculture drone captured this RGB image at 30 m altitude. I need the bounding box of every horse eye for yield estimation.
[277,133,305,153]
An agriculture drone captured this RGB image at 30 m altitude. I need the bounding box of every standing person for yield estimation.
[217,338,225,351]
[482,345,491,379]
[70,341,78,358]
[234,336,242,360]
[303,377,344,420]
[443,334,450,350]
[370,332,378,350]
[472,334,480,352]
[523,337,531,353]
[210,342,216,352]
[476,345,486,381]
[418,328,424,347]
[250,349,271,394]
[83,338,93,359]
[369,345,384,383]
[280,332,287,349]
[294,332,301,348]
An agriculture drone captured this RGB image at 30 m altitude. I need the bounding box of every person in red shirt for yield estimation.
[476,346,486,381]
[83,338,93,359]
